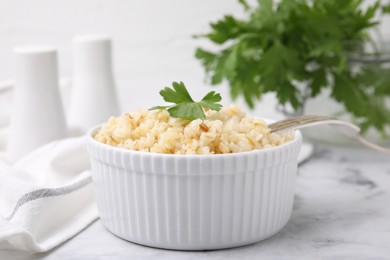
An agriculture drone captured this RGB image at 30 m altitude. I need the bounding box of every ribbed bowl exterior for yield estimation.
[87,128,302,250]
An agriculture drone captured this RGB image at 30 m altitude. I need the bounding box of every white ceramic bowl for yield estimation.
[87,126,302,250]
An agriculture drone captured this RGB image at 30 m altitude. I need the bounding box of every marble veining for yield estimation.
[340,168,377,189]
[1,143,389,259]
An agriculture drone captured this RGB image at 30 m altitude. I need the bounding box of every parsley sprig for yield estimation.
[195,0,390,134]
[150,81,222,120]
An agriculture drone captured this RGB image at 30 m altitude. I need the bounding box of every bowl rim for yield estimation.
[86,120,302,159]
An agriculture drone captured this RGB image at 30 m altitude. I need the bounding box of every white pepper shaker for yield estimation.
[68,35,120,134]
[8,46,67,161]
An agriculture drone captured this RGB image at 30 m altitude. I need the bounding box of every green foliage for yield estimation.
[196,0,390,133]
[150,81,222,120]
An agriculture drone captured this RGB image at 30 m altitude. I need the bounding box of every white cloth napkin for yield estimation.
[0,136,98,252]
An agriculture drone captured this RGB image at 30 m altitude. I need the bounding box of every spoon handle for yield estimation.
[269,115,390,154]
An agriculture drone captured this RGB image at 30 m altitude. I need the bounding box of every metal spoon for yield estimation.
[268,115,390,154]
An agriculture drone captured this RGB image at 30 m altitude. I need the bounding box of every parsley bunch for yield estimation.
[150,81,222,120]
[196,0,390,134]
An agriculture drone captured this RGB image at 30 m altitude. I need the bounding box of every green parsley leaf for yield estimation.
[149,105,169,110]
[238,0,250,11]
[150,82,223,120]
[159,82,194,103]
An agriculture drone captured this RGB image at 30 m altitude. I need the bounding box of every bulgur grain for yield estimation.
[94,105,293,154]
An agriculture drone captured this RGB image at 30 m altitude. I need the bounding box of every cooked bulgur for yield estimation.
[94,105,293,154]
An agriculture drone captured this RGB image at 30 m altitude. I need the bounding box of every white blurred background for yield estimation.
[0,0,389,119]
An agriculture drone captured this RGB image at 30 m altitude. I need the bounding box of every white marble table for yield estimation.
[1,143,390,259]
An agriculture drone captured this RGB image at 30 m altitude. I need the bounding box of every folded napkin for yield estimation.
[0,137,98,252]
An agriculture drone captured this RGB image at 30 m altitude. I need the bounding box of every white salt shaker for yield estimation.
[68,35,120,134]
[8,46,68,161]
